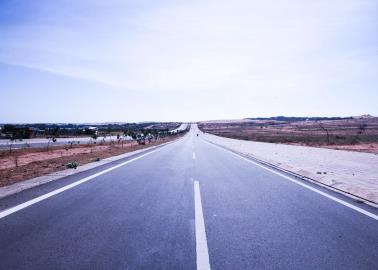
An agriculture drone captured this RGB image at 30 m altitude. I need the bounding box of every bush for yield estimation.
[66,161,78,169]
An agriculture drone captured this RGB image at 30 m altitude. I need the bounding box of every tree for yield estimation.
[90,134,98,153]
[8,136,16,154]
[51,125,60,137]
[353,123,367,144]
[316,121,331,145]
[2,124,15,134]
[46,137,57,152]
[66,141,75,149]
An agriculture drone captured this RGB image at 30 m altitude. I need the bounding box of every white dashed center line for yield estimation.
[194,181,211,270]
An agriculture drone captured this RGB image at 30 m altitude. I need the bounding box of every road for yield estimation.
[169,123,189,134]
[0,136,121,150]
[0,124,377,269]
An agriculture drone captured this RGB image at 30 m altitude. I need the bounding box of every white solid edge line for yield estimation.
[0,145,166,219]
[203,140,378,221]
[194,181,211,270]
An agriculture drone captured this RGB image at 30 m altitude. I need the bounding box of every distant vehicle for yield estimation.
[197,134,198,136]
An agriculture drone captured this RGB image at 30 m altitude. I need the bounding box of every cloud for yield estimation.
[0,0,377,121]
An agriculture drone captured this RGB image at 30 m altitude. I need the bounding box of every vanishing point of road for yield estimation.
[0,124,377,269]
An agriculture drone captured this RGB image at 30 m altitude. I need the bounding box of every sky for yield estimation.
[0,0,377,123]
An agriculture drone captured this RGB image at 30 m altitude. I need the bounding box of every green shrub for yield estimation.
[66,161,78,169]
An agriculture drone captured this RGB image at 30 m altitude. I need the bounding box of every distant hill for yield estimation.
[245,116,353,122]
[352,114,375,119]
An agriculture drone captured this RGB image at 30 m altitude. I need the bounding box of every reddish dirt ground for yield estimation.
[0,136,180,187]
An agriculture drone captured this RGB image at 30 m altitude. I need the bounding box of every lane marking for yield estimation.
[194,181,211,270]
[0,146,167,219]
[203,140,378,221]
[193,152,196,159]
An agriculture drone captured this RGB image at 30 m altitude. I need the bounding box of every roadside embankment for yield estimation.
[204,133,378,205]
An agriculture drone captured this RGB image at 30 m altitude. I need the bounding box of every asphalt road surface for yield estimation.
[0,124,377,269]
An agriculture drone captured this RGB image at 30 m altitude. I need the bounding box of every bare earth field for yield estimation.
[0,136,178,187]
[199,117,378,154]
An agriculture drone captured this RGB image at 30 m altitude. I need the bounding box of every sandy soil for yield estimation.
[319,143,378,154]
[0,137,178,187]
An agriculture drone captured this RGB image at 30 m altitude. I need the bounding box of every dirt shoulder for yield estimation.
[0,136,180,187]
[318,143,378,154]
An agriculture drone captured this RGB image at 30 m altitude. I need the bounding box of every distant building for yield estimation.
[85,126,98,135]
